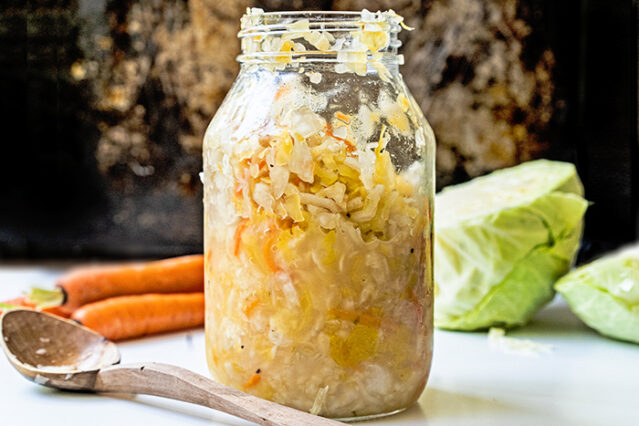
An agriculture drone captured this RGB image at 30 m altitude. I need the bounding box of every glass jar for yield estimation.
[203,9,435,420]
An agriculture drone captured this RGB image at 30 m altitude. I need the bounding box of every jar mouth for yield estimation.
[238,10,402,37]
[237,9,406,66]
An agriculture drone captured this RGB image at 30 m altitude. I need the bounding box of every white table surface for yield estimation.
[0,263,637,426]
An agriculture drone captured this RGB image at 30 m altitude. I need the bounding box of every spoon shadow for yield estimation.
[31,386,245,424]
[108,392,253,425]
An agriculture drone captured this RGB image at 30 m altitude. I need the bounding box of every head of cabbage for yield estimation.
[434,160,588,330]
[555,245,639,344]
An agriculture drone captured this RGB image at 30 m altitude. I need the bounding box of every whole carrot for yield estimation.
[51,255,204,315]
[0,296,70,318]
[71,293,204,341]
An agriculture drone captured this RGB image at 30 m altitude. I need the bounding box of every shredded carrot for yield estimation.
[237,158,251,170]
[263,231,281,273]
[325,123,345,141]
[334,111,351,123]
[326,124,356,153]
[234,219,250,257]
[258,135,271,146]
[242,296,260,317]
[243,373,261,389]
[275,85,290,100]
[233,181,243,196]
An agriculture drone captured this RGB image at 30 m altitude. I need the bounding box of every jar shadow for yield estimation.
[360,387,525,424]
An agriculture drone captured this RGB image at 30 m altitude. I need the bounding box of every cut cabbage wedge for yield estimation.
[555,245,639,344]
[435,160,588,330]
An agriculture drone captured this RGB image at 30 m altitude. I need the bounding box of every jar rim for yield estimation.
[237,8,408,66]
[239,9,404,36]
[247,11,367,16]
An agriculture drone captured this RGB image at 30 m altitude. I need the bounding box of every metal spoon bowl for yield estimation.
[1,309,344,426]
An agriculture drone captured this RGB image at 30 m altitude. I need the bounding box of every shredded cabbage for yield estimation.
[204,104,431,418]
[488,327,553,357]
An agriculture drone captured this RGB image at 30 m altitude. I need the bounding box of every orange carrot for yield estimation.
[242,296,260,318]
[39,305,70,318]
[0,299,22,315]
[325,124,356,153]
[274,85,290,100]
[234,219,250,257]
[243,372,261,389]
[233,181,244,196]
[334,111,351,123]
[71,293,204,341]
[2,296,28,308]
[52,255,204,315]
[0,296,70,318]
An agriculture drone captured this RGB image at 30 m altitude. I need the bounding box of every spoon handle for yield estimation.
[94,362,345,426]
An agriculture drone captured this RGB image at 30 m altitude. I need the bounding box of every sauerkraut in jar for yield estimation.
[203,9,435,420]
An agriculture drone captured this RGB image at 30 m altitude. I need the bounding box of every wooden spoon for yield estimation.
[0,309,345,426]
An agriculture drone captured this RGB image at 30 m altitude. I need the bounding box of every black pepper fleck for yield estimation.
[346,213,351,217]
[256,368,261,374]
[410,248,414,253]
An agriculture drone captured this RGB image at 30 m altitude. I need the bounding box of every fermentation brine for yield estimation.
[203,9,435,420]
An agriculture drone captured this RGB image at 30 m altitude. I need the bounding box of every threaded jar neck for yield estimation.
[237,9,407,68]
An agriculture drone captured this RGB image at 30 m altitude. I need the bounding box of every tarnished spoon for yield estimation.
[0,309,345,426]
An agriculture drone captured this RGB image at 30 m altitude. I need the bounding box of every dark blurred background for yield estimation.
[0,0,636,260]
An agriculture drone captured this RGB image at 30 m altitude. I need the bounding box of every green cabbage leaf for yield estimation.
[555,245,639,344]
[435,160,588,330]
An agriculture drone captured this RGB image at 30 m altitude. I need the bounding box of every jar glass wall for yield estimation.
[203,9,435,420]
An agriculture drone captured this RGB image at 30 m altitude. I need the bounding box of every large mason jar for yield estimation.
[203,9,435,420]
